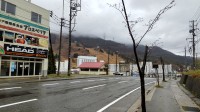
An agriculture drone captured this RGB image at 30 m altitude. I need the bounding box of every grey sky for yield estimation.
[31,0,200,56]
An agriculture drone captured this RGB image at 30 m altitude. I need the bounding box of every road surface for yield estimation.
[0,76,156,112]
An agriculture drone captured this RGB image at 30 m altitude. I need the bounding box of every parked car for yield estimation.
[176,74,182,77]
[113,72,123,76]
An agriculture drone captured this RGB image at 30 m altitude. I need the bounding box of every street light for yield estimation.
[116,51,118,72]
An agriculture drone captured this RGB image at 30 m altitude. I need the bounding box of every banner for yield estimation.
[4,44,48,58]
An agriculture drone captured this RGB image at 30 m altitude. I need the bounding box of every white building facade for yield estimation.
[77,56,97,67]
[158,64,172,75]
[0,0,49,77]
[56,60,68,73]
[130,62,172,76]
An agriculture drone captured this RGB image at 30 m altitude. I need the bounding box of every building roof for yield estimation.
[79,62,104,69]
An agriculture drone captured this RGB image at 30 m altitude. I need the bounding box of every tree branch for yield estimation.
[136,0,175,48]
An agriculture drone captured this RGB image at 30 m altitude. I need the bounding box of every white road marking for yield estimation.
[82,84,106,90]
[42,83,59,86]
[96,81,156,112]
[70,81,81,84]
[0,99,38,109]
[99,79,106,81]
[115,78,120,79]
[118,81,128,83]
[87,80,95,82]
[0,87,22,91]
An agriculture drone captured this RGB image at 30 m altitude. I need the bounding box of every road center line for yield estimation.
[0,87,22,91]
[0,99,38,109]
[99,79,106,81]
[96,81,156,112]
[118,81,128,83]
[82,84,106,90]
[70,81,81,84]
[42,83,59,86]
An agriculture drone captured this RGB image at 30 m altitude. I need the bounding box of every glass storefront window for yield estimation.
[24,62,29,76]
[17,62,23,76]
[1,61,10,76]
[29,62,34,75]
[35,63,42,75]
[0,57,43,77]
[11,62,17,76]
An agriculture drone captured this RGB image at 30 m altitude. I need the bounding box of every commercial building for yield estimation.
[77,56,97,67]
[55,60,68,73]
[0,0,49,77]
[79,62,105,75]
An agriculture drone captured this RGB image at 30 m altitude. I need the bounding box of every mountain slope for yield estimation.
[71,35,192,65]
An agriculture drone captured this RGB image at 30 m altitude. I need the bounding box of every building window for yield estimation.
[1,0,16,15]
[1,61,10,76]
[31,12,41,23]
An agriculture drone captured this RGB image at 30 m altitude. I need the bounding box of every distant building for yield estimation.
[158,64,172,75]
[56,60,68,73]
[77,56,97,67]
[0,0,49,77]
[108,64,119,72]
[78,62,105,75]
[131,62,153,75]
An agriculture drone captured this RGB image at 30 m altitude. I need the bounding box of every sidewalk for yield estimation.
[145,80,181,112]
[129,79,200,112]
[0,74,114,85]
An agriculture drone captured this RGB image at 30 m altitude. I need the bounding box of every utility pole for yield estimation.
[57,18,65,76]
[189,20,197,69]
[67,0,81,76]
[107,50,110,75]
[116,51,118,72]
[185,47,187,71]
[67,0,72,76]
[196,53,198,68]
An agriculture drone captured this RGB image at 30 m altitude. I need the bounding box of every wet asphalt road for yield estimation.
[0,76,156,112]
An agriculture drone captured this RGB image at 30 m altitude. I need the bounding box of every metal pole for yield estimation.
[192,20,195,69]
[107,50,110,75]
[185,47,187,70]
[67,0,72,76]
[116,51,118,72]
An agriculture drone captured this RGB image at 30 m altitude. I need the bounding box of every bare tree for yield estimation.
[160,57,166,82]
[108,0,175,112]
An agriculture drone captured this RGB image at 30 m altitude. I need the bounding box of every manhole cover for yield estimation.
[182,106,200,112]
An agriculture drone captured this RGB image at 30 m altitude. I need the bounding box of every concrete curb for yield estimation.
[177,82,200,107]
[127,80,159,112]
[0,75,124,85]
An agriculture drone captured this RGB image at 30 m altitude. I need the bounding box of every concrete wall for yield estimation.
[56,60,68,73]
[180,75,200,98]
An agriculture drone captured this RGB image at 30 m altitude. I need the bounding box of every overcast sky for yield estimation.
[31,0,200,56]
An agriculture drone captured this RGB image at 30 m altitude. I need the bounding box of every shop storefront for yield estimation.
[0,0,49,77]
[1,56,43,76]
